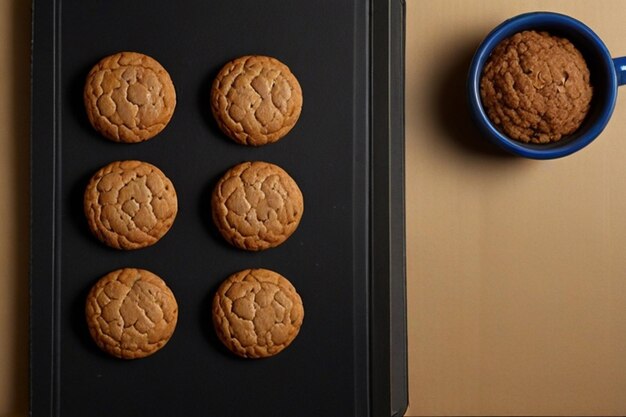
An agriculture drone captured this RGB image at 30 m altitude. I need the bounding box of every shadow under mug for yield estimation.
[467,11,626,159]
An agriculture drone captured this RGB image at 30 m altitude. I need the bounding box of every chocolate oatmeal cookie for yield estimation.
[480,30,593,144]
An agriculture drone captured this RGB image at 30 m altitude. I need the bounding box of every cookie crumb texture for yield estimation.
[211,55,303,146]
[85,268,178,359]
[84,160,178,250]
[212,269,304,358]
[212,161,304,251]
[84,52,176,143]
[480,30,593,144]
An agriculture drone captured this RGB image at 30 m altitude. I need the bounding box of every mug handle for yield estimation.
[614,57,626,86]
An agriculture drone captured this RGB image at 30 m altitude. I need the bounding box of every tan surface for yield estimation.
[4,0,626,415]
[405,0,626,415]
[0,0,30,415]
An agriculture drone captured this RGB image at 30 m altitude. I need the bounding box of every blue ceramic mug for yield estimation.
[468,12,626,159]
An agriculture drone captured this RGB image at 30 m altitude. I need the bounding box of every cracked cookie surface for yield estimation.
[84,160,178,250]
[211,161,304,251]
[85,268,178,359]
[212,268,304,358]
[211,55,303,146]
[84,51,176,143]
[480,30,593,144]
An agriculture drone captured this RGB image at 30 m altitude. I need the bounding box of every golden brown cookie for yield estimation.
[84,160,178,250]
[84,51,176,143]
[212,268,304,358]
[211,55,303,146]
[85,268,178,359]
[211,161,304,251]
[480,30,593,144]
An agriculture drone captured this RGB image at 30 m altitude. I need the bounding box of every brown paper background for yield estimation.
[405,0,626,415]
[3,0,626,416]
[0,0,30,415]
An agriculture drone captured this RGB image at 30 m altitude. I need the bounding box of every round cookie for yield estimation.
[480,30,593,144]
[85,268,178,359]
[211,161,304,251]
[212,268,304,358]
[211,55,303,146]
[84,160,178,250]
[84,51,176,143]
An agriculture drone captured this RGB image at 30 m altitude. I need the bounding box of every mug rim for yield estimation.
[468,11,618,159]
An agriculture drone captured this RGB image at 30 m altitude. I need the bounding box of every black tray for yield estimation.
[30,1,407,416]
